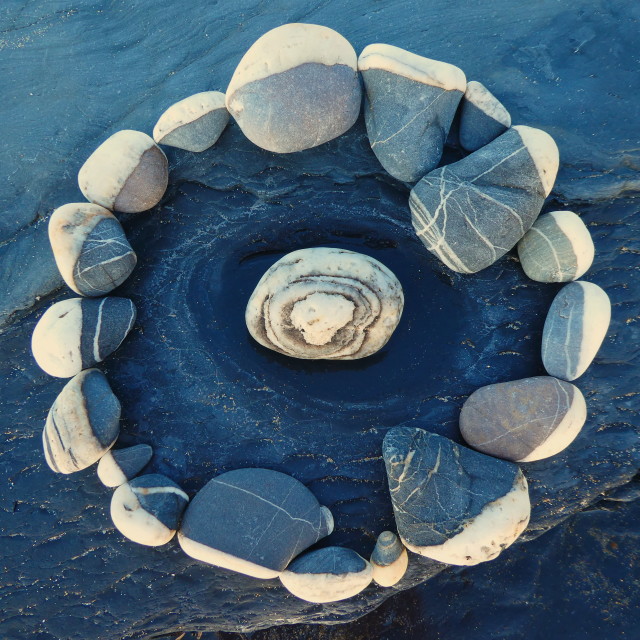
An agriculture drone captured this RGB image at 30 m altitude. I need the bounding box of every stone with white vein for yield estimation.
[460,376,587,462]
[410,125,559,273]
[370,531,408,587]
[542,281,611,381]
[31,297,136,378]
[111,474,189,546]
[246,248,404,360]
[78,130,168,213]
[226,23,361,153]
[48,203,137,296]
[383,427,530,566]
[459,80,511,152]
[518,210,595,282]
[43,369,120,474]
[359,43,466,182]
[280,547,373,603]
[97,444,153,488]
[153,91,229,152]
[178,468,334,579]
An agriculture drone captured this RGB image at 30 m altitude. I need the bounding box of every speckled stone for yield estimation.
[542,281,611,381]
[459,81,511,152]
[31,297,136,378]
[383,427,530,566]
[42,369,120,474]
[246,247,404,360]
[111,474,189,546]
[518,210,595,282]
[359,43,466,182]
[78,130,168,213]
[178,468,334,579]
[370,531,408,587]
[410,125,559,273]
[48,203,137,296]
[460,376,588,462]
[225,23,361,153]
[153,91,229,152]
[97,444,153,488]
[280,547,373,603]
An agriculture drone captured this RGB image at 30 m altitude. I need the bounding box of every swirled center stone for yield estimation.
[290,292,356,346]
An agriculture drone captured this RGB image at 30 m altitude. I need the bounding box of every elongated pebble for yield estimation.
[518,211,595,282]
[31,297,136,378]
[459,81,511,152]
[48,203,137,296]
[153,91,229,152]
[542,281,611,381]
[43,369,120,474]
[78,130,168,213]
[370,531,408,587]
[97,444,153,487]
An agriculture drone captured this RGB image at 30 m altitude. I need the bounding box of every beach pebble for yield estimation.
[111,474,189,546]
[48,203,137,296]
[460,376,587,462]
[280,547,373,603]
[226,23,361,153]
[370,531,408,587]
[153,91,229,152]
[97,444,153,488]
[42,369,120,474]
[383,427,530,566]
[78,130,168,213]
[246,248,404,360]
[542,281,611,381]
[359,43,466,182]
[459,81,511,152]
[518,211,595,282]
[178,468,334,579]
[31,297,136,378]
[410,125,559,273]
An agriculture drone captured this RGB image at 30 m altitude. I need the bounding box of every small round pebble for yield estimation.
[370,531,408,587]
[97,444,153,488]
[459,80,511,152]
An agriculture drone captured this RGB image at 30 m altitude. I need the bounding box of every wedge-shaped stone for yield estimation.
[226,23,361,153]
[49,203,137,296]
[383,427,530,566]
[280,547,372,603]
[97,444,153,488]
[370,530,408,587]
[31,297,136,378]
[178,468,334,579]
[43,369,120,474]
[359,43,466,182]
[153,91,229,152]
[460,376,587,462]
[410,125,559,273]
[459,80,511,152]
[542,281,611,381]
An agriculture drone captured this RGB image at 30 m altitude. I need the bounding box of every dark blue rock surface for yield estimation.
[1,1,639,639]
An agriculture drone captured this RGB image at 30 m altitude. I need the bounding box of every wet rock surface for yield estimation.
[1,1,639,639]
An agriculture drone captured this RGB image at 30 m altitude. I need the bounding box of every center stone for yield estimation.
[290,292,355,346]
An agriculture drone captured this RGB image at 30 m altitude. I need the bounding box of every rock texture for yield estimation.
[459,376,587,462]
[97,444,153,488]
[226,23,361,153]
[246,248,404,360]
[370,531,408,587]
[383,427,530,565]
[459,81,511,152]
[359,43,466,182]
[542,281,611,381]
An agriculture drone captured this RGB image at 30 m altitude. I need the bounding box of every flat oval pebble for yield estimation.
[31,297,136,378]
[370,531,408,587]
[359,43,466,182]
[280,547,373,603]
[383,427,530,566]
[111,474,189,546]
[153,91,229,152]
[459,80,511,152]
[78,130,168,213]
[459,376,587,462]
[410,125,559,273]
[43,369,120,474]
[518,210,595,282]
[226,23,361,153]
[178,468,334,579]
[48,202,137,296]
[246,248,404,360]
[97,444,153,488]
[542,281,611,381]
